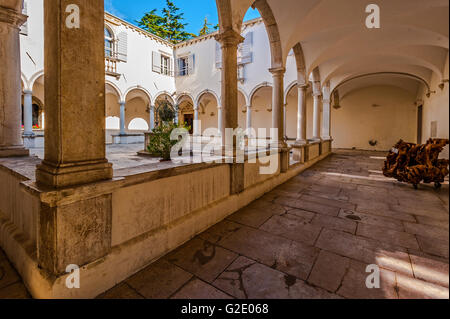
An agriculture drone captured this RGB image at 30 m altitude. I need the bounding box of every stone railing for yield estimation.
[105,56,120,79]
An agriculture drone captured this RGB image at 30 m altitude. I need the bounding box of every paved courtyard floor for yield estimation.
[0,150,448,299]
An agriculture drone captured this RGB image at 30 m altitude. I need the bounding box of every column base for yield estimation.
[0,146,29,158]
[36,159,113,188]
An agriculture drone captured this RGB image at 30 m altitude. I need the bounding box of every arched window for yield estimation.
[105,27,114,58]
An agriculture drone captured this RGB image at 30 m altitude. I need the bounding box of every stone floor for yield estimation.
[1,150,449,299]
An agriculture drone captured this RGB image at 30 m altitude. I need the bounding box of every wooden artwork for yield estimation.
[383,138,449,189]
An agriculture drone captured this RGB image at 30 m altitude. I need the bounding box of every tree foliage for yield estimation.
[198,17,218,36]
[138,0,195,43]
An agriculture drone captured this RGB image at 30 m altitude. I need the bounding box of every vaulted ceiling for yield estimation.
[219,0,449,94]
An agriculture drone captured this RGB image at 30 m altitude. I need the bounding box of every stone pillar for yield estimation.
[270,67,289,173]
[149,104,155,131]
[321,97,331,140]
[119,101,126,135]
[215,29,244,194]
[0,5,29,157]
[283,103,287,139]
[23,90,34,136]
[246,105,252,131]
[215,29,243,155]
[312,92,322,141]
[174,105,179,125]
[296,85,308,144]
[217,105,223,137]
[193,104,199,136]
[36,0,112,188]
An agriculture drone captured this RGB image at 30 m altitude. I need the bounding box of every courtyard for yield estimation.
[1,150,448,299]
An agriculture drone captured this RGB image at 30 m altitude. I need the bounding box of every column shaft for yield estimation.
[36,0,112,187]
[313,93,321,140]
[0,6,28,157]
[322,98,331,140]
[296,85,307,143]
[270,68,286,147]
[23,90,34,136]
[193,106,199,136]
[215,30,243,153]
[119,101,126,135]
[149,104,155,131]
[246,105,252,131]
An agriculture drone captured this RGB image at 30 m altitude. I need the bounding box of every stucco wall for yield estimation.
[419,54,449,159]
[331,85,417,151]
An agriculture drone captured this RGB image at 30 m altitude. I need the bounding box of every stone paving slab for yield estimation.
[1,150,448,299]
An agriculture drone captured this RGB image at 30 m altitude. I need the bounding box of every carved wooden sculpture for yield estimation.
[383,138,449,189]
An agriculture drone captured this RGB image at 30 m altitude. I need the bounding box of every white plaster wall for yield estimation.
[419,54,449,159]
[20,0,44,90]
[331,85,418,151]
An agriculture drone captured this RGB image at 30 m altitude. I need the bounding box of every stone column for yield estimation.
[36,0,112,188]
[321,97,331,140]
[296,85,308,144]
[270,67,289,173]
[215,29,244,194]
[0,5,29,157]
[149,104,155,131]
[246,104,252,131]
[215,29,243,155]
[119,101,126,135]
[283,103,287,139]
[217,105,223,137]
[193,104,199,136]
[174,105,179,125]
[23,90,34,136]
[312,91,322,141]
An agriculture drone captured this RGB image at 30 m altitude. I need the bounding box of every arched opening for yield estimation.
[197,91,220,133]
[177,94,195,134]
[125,88,151,132]
[105,82,122,143]
[155,93,175,126]
[250,85,272,133]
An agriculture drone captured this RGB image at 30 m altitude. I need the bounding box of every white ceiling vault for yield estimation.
[218,0,449,95]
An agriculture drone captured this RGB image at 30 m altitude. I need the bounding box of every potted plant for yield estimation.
[147,122,189,161]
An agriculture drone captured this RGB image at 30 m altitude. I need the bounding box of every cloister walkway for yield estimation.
[0,150,448,299]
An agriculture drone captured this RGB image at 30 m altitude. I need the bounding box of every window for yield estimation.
[105,27,114,58]
[176,54,195,76]
[179,57,189,76]
[161,55,171,75]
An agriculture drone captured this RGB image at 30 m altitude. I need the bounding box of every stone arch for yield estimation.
[195,89,221,108]
[238,88,250,106]
[105,81,123,101]
[29,70,44,90]
[124,86,152,104]
[21,72,30,91]
[252,0,284,69]
[284,80,298,105]
[293,43,307,85]
[154,91,176,106]
[249,82,273,104]
[176,92,195,105]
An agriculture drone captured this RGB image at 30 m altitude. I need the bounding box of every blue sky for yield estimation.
[104,0,260,35]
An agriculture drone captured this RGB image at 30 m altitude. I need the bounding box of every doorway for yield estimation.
[184,114,194,134]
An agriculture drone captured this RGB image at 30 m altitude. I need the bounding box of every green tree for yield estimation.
[198,17,218,36]
[138,0,195,43]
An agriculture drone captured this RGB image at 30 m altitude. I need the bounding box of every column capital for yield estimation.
[269,67,286,76]
[298,83,309,90]
[313,92,322,98]
[322,98,331,104]
[119,100,126,106]
[214,29,244,47]
[0,6,27,27]
[23,89,33,95]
